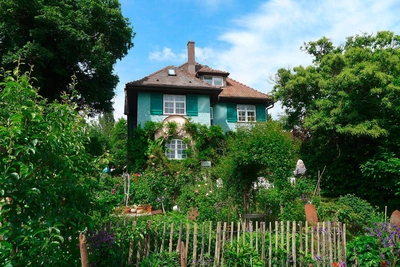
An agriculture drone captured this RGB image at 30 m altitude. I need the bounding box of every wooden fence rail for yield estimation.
[83,220,346,267]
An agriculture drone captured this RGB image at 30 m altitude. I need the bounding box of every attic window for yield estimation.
[203,76,223,86]
[168,69,176,76]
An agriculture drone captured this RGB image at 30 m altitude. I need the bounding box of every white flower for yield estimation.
[206,193,209,196]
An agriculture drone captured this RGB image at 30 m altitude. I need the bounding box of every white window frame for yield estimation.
[163,95,186,115]
[165,139,187,159]
[203,76,224,86]
[237,104,256,122]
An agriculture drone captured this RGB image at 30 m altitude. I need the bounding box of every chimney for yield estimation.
[187,41,195,74]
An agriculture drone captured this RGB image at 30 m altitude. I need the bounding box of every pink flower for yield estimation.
[195,189,199,194]
[116,183,120,187]
[111,189,116,195]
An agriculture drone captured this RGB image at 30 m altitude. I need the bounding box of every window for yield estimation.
[203,76,223,86]
[237,105,256,122]
[164,95,185,115]
[165,139,187,159]
[168,68,176,76]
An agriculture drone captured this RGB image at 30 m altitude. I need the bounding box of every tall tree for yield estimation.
[272,31,400,208]
[0,0,134,113]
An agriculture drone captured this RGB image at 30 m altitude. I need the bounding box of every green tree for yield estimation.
[272,31,400,208]
[110,118,127,168]
[0,0,134,113]
[0,68,100,266]
[218,122,298,214]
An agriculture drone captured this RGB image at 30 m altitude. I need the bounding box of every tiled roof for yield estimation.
[220,77,270,100]
[179,63,230,76]
[126,66,214,89]
[126,62,271,101]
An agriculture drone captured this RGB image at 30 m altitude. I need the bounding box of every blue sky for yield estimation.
[112,0,400,120]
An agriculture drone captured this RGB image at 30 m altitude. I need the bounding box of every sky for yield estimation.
[112,0,400,120]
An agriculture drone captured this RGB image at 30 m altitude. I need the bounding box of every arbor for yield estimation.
[0,68,100,266]
[218,122,298,214]
[272,31,400,208]
[0,0,134,113]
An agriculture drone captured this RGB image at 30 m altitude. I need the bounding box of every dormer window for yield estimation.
[203,76,223,86]
[168,69,176,76]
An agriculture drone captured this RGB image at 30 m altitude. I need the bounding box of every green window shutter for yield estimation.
[227,103,237,122]
[150,93,163,115]
[256,104,266,122]
[186,94,198,116]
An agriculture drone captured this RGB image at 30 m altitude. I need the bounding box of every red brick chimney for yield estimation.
[187,41,195,74]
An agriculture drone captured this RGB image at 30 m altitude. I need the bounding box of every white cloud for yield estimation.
[205,0,400,117]
[149,47,185,62]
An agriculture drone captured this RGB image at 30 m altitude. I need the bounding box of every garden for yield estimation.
[1,67,400,267]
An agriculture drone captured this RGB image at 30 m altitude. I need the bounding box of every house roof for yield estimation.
[126,62,271,103]
[126,65,219,90]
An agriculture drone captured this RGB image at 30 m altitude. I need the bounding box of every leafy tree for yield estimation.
[0,68,100,266]
[110,118,127,168]
[217,122,298,214]
[272,31,400,209]
[0,0,134,113]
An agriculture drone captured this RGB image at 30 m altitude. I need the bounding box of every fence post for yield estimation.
[180,241,186,267]
[169,222,174,254]
[193,223,198,266]
[79,232,89,267]
[292,221,296,267]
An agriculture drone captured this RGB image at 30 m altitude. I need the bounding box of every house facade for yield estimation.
[124,41,273,158]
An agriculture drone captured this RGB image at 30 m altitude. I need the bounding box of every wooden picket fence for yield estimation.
[80,220,346,267]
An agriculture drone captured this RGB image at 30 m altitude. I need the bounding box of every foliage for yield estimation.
[129,166,195,212]
[184,121,226,162]
[176,177,238,222]
[0,0,134,113]
[218,122,298,214]
[110,118,128,168]
[224,241,264,267]
[347,222,400,267]
[0,68,99,266]
[365,223,400,267]
[85,124,111,157]
[127,121,162,172]
[93,174,125,218]
[347,234,381,267]
[317,194,381,236]
[272,31,400,209]
[139,251,180,267]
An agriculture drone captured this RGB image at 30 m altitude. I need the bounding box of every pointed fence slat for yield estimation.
[84,220,346,266]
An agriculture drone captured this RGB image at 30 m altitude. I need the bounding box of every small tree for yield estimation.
[0,68,100,266]
[218,122,298,215]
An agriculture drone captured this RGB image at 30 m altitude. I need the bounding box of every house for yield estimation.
[124,41,273,159]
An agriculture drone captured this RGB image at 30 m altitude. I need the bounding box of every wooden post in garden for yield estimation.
[193,223,198,266]
[292,221,296,267]
[160,222,166,253]
[185,223,190,265]
[176,222,183,252]
[180,241,186,267]
[221,222,227,266]
[200,222,205,264]
[208,221,212,256]
[79,232,89,267]
[169,222,174,254]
